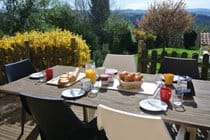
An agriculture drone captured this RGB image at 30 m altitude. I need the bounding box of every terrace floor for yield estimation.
[0,93,209,140]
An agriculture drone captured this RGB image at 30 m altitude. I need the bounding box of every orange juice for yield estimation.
[163,73,174,85]
[85,69,97,82]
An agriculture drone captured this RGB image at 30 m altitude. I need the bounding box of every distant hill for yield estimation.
[192,14,210,24]
[113,8,210,16]
[187,8,210,16]
[114,9,210,31]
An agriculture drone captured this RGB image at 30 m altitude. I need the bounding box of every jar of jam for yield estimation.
[99,74,109,86]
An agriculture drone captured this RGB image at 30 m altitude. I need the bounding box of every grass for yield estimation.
[135,47,200,72]
[135,47,200,64]
[148,47,200,58]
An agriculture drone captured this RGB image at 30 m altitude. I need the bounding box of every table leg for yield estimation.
[83,107,88,122]
[187,127,196,140]
[17,107,26,140]
[207,131,210,140]
[176,125,186,140]
[83,107,96,122]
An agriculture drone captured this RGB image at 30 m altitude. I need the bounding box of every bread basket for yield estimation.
[119,80,143,89]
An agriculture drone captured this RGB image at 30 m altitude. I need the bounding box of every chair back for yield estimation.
[159,56,200,79]
[97,104,172,140]
[102,54,137,72]
[24,95,87,140]
[4,59,36,82]
[4,59,36,114]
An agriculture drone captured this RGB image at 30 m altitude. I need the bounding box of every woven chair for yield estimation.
[159,56,200,79]
[103,54,137,72]
[4,59,36,139]
[23,95,99,140]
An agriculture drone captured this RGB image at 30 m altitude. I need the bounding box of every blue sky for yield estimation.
[1,0,209,10]
[112,0,210,9]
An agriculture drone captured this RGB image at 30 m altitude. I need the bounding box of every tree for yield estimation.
[103,14,132,54]
[132,20,156,49]
[46,3,77,31]
[142,0,192,52]
[89,0,110,40]
[183,30,197,49]
[0,0,54,34]
[89,0,110,25]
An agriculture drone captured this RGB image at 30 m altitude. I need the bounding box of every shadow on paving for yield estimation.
[0,94,34,126]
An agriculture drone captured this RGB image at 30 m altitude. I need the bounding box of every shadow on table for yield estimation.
[183,96,197,108]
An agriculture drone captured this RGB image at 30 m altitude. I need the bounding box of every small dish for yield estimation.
[29,72,44,79]
[139,99,168,111]
[61,88,86,99]
[105,68,118,75]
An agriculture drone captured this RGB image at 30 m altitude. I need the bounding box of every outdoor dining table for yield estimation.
[0,65,210,140]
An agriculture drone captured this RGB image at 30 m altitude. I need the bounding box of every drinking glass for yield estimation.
[163,73,174,85]
[154,73,163,86]
[85,61,99,97]
[160,87,172,102]
[39,71,47,83]
[45,68,53,80]
[85,61,97,83]
[173,77,185,107]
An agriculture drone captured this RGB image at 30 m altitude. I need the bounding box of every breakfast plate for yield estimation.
[61,88,86,99]
[29,72,44,79]
[139,99,168,111]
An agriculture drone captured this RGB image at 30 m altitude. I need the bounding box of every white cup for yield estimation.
[81,78,92,91]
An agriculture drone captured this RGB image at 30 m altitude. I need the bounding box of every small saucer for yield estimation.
[61,88,86,99]
[29,72,44,79]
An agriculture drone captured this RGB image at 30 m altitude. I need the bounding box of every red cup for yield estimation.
[160,87,172,102]
[45,68,53,80]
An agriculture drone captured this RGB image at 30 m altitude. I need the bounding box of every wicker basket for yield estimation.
[119,80,143,89]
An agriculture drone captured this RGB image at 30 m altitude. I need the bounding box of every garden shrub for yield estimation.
[0,29,90,66]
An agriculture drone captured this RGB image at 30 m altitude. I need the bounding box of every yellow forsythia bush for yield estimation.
[0,29,90,66]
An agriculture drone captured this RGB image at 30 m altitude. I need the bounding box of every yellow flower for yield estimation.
[0,29,90,66]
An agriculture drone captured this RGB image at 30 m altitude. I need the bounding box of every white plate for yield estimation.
[61,88,86,99]
[105,68,118,74]
[139,99,168,111]
[29,72,44,79]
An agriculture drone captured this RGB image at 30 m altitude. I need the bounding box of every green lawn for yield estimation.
[135,47,200,72]
[148,48,200,58]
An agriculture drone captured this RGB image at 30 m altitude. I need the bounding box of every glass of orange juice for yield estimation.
[163,73,174,85]
[85,61,96,83]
